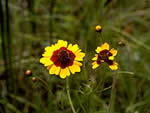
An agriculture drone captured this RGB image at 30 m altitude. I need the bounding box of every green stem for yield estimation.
[35,76,49,90]
[96,85,112,93]
[98,33,104,44]
[66,78,76,113]
[108,72,117,113]
[0,0,8,78]
[49,0,55,44]
[27,0,36,33]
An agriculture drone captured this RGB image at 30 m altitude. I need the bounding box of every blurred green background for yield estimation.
[0,0,150,113]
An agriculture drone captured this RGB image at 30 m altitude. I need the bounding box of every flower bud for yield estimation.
[25,70,32,76]
[95,25,102,32]
[32,77,36,82]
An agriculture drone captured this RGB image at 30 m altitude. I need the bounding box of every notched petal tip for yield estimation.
[92,54,98,61]
[57,40,68,48]
[96,47,102,53]
[101,42,109,50]
[110,48,118,56]
[92,61,99,69]
[59,68,70,79]
[109,62,118,70]
[75,52,85,61]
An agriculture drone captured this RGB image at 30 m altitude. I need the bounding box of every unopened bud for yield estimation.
[32,77,36,82]
[25,70,32,76]
[95,25,102,33]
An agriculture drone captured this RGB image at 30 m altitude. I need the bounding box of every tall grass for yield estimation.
[0,0,15,95]
[5,0,15,94]
[0,0,150,113]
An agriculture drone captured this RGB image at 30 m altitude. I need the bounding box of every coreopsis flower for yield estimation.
[40,40,85,79]
[92,43,118,70]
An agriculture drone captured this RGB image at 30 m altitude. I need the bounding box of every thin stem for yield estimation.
[35,76,49,90]
[96,32,104,47]
[66,78,76,113]
[108,72,117,113]
[0,0,9,78]
[49,0,55,44]
[27,0,36,33]
[6,0,15,93]
[118,71,134,75]
[83,44,88,82]
[96,85,112,93]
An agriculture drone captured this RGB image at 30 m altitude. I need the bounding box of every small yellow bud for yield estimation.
[95,25,102,32]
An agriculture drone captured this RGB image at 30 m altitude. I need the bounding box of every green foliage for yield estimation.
[0,0,150,113]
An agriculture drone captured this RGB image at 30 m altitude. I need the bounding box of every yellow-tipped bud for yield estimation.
[95,25,102,32]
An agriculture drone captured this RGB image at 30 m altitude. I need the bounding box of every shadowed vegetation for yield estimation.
[0,0,150,113]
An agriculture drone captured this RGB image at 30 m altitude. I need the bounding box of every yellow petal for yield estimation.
[75,52,85,61]
[92,54,98,61]
[69,64,81,74]
[109,56,114,60]
[73,61,82,66]
[110,48,118,56]
[68,44,79,52]
[60,68,70,79]
[75,49,81,54]
[45,46,52,51]
[92,61,97,65]
[53,40,68,50]
[44,44,57,53]
[42,51,53,57]
[67,44,73,50]
[42,45,55,57]
[48,65,61,75]
[40,57,53,66]
[92,61,99,69]
[101,43,109,50]
[66,68,71,76]
[109,62,118,70]
[57,40,68,48]
[55,67,61,75]
[49,65,57,74]
[47,65,53,70]
[96,47,102,53]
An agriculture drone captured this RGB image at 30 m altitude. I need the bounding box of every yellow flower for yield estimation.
[40,40,85,79]
[95,25,102,32]
[92,43,118,70]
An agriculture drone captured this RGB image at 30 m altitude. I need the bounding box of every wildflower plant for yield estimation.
[92,42,118,70]
[40,40,85,79]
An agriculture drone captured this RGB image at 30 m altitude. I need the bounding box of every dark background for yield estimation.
[0,0,150,113]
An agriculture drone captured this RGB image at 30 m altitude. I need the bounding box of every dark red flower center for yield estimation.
[97,49,113,65]
[50,47,75,69]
